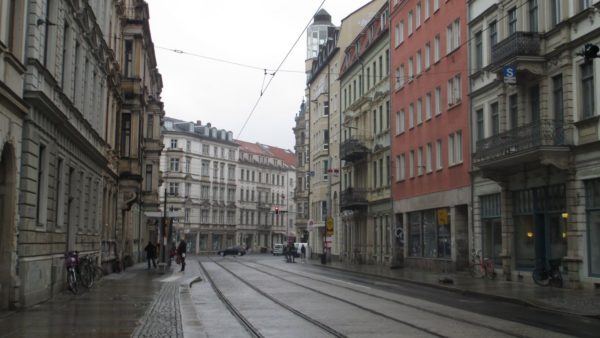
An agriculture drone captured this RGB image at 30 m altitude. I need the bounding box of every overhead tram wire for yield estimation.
[236,0,328,139]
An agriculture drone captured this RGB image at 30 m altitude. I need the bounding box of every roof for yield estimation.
[235,140,297,168]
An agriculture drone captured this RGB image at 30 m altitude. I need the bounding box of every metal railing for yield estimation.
[473,119,566,164]
[491,32,540,68]
[340,137,370,162]
[341,188,368,209]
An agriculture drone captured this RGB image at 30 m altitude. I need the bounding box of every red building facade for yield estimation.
[389,0,470,271]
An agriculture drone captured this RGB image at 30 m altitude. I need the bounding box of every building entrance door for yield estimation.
[0,144,16,310]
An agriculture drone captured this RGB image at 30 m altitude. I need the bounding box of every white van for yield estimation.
[272,243,284,255]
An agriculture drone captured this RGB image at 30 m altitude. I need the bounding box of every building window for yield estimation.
[489,20,497,50]
[475,31,483,70]
[417,147,423,176]
[124,40,134,77]
[416,50,422,75]
[408,57,414,79]
[530,85,540,122]
[491,102,499,136]
[147,114,154,139]
[529,0,538,32]
[476,109,485,141]
[425,93,432,120]
[409,103,415,128]
[36,145,48,226]
[145,165,152,191]
[416,3,421,28]
[202,144,209,155]
[168,182,179,196]
[551,0,561,26]
[417,98,423,124]
[396,154,406,181]
[436,139,443,170]
[201,185,209,199]
[481,194,502,265]
[409,150,415,178]
[169,158,180,172]
[426,143,432,173]
[424,0,430,19]
[121,113,131,157]
[448,131,462,165]
[509,94,519,128]
[435,86,441,115]
[408,11,413,35]
[446,19,460,54]
[434,34,440,62]
[580,0,592,11]
[409,208,451,258]
[396,110,405,134]
[170,139,178,149]
[425,43,431,69]
[433,0,439,12]
[447,75,461,106]
[582,62,595,119]
[508,7,517,35]
[201,160,209,176]
[586,179,600,276]
[553,74,564,122]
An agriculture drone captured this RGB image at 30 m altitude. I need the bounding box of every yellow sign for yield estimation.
[326,217,334,236]
[437,208,449,225]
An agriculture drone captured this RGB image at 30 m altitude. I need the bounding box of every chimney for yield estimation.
[196,120,202,126]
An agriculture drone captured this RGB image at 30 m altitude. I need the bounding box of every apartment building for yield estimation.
[390,0,471,272]
[306,0,386,260]
[293,101,310,242]
[237,141,297,251]
[0,0,28,310]
[119,0,165,268]
[469,0,600,288]
[161,118,238,254]
[339,2,393,266]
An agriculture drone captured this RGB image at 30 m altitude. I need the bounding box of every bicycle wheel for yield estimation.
[67,269,78,294]
[532,268,551,286]
[469,263,484,278]
[79,262,94,288]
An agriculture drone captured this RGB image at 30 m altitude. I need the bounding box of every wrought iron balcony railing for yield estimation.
[341,188,368,210]
[490,32,540,69]
[473,119,566,165]
[340,137,370,162]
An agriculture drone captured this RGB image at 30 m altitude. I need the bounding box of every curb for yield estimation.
[309,261,600,319]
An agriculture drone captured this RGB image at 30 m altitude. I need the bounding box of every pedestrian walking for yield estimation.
[144,241,157,269]
[177,239,187,272]
[300,244,306,263]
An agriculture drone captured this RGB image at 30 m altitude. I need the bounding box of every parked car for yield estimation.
[272,243,284,256]
[217,245,247,257]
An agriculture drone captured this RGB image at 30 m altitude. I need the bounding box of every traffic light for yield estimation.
[275,207,279,215]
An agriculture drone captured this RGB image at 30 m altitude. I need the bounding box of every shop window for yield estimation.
[481,194,502,264]
[586,179,600,276]
[408,208,451,258]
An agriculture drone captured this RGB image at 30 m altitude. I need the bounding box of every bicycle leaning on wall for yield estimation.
[532,258,563,288]
[64,251,79,294]
[469,250,497,279]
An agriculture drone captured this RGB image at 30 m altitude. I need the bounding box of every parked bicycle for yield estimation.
[64,251,79,294]
[78,255,105,288]
[532,258,563,288]
[469,250,497,279]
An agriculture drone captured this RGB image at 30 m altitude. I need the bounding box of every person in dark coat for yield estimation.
[144,241,157,269]
[177,239,187,272]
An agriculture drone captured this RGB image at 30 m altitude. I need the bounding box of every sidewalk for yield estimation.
[306,258,600,318]
[0,262,180,338]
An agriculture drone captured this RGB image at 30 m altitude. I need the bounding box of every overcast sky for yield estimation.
[145,0,372,150]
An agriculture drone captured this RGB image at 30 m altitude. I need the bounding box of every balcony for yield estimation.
[257,201,271,209]
[473,120,570,175]
[341,188,368,211]
[489,32,542,73]
[340,137,370,162]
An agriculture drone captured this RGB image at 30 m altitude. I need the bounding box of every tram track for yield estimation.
[239,259,531,338]
[199,258,348,338]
